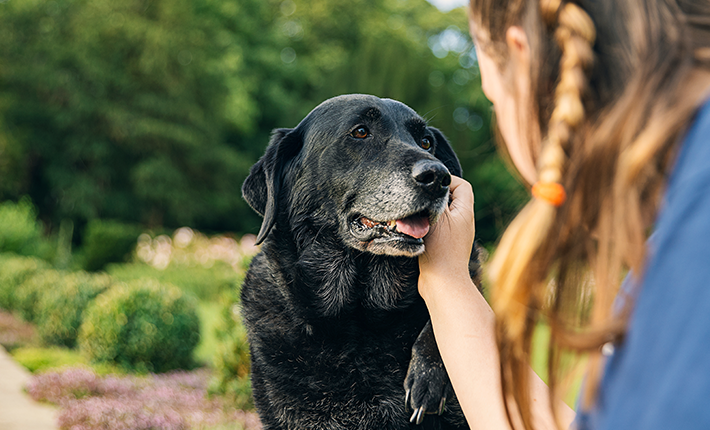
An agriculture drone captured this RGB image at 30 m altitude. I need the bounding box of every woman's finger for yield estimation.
[448,176,474,216]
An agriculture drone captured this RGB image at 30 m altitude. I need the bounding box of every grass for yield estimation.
[481,275,585,407]
[195,301,224,367]
[530,323,586,408]
[10,346,124,375]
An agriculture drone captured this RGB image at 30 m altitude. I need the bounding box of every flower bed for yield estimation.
[27,367,261,430]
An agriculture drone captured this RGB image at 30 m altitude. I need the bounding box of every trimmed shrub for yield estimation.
[79,280,200,373]
[36,272,113,348]
[0,253,49,310]
[81,220,143,272]
[14,269,63,323]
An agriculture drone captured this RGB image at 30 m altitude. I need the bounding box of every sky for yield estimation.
[426,0,468,12]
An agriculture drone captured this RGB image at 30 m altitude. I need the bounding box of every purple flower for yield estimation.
[58,397,187,430]
[27,367,101,405]
[27,367,262,430]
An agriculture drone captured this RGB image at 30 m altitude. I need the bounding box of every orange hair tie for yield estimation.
[532,182,567,207]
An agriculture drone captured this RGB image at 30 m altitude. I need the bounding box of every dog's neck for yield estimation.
[261,217,422,322]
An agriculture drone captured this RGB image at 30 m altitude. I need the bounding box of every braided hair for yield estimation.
[487,2,597,427]
[469,0,710,428]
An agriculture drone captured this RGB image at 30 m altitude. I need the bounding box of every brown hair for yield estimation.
[470,0,710,428]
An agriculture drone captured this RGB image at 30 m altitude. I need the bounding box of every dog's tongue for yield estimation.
[396,216,430,239]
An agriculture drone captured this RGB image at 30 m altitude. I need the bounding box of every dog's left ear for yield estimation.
[242,128,303,245]
[430,128,462,177]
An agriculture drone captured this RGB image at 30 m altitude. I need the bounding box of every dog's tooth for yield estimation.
[388,220,396,229]
[360,217,376,229]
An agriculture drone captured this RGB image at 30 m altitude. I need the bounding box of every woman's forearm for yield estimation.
[417,177,574,429]
[420,272,575,430]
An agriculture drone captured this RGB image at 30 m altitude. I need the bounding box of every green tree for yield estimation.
[0,0,263,232]
[259,0,526,243]
[0,0,525,244]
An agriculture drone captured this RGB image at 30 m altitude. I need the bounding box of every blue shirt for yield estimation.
[577,99,710,429]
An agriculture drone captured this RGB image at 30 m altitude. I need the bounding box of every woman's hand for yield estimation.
[419,176,476,298]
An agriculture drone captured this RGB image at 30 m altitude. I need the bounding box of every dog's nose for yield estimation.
[412,160,451,196]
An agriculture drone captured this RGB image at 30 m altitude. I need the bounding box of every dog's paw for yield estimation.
[403,351,453,425]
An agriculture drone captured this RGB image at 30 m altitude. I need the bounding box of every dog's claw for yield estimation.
[438,397,446,415]
[405,389,411,408]
[405,320,455,424]
[410,406,426,425]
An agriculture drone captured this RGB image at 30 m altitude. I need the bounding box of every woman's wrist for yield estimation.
[418,269,484,310]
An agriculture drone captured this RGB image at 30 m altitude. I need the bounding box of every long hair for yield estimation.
[469,0,710,427]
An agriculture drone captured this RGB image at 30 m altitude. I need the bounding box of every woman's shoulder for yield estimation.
[585,98,710,430]
[669,98,710,193]
[602,100,710,430]
[647,96,710,307]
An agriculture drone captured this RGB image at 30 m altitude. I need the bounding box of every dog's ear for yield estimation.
[430,127,462,177]
[242,128,303,245]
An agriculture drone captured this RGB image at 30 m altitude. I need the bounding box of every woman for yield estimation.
[419,0,710,429]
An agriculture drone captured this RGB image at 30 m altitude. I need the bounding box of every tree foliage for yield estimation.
[0,0,525,244]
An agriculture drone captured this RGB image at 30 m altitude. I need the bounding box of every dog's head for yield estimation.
[243,94,461,257]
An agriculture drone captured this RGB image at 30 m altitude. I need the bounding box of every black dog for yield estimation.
[241,94,477,429]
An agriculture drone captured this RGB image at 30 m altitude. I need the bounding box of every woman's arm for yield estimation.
[418,176,575,430]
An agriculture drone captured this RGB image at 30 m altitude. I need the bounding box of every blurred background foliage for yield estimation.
[0,2,558,418]
[0,0,526,246]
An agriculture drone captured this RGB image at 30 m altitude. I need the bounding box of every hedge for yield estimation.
[79,279,200,372]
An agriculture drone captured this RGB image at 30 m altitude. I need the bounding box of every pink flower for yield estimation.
[27,367,262,430]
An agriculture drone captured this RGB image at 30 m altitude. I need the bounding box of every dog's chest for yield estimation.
[250,321,421,430]
[242,250,432,429]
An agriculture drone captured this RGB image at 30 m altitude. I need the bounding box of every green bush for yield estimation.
[36,272,113,348]
[0,198,51,258]
[79,279,200,373]
[14,269,64,323]
[81,220,143,272]
[0,254,49,310]
[209,290,253,409]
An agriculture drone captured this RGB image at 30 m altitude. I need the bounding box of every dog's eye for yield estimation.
[420,136,432,150]
[351,126,369,139]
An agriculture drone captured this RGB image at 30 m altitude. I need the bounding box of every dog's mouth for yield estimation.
[357,214,430,239]
[346,192,448,256]
[349,210,434,248]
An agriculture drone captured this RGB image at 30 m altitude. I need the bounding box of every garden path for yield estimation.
[0,347,57,430]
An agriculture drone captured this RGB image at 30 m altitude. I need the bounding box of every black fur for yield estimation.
[241,94,476,430]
